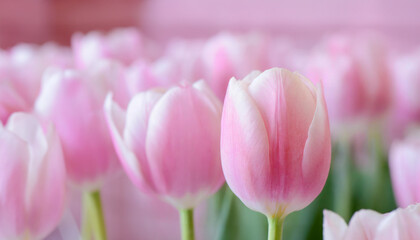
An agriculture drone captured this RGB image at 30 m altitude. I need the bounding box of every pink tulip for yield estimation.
[0,113,66,240]
[323,204,420,240]
[305,34,391,130]
[104,80,224,209]
[220,68,331,219]
[385,49,420,142]
[72,28,157,69]
[389,132,420,207]
[201,32,269,99]
[34,68,118,189]
[0,43,73,123]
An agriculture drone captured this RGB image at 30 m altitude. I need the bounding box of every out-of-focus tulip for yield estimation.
[0,43,73,123]
[305,34,391,132]
[389,132,420,207]
[0,113,66,240]
[323,204,420,240]
[72,28,157,69]
[386,50,420,142]
[34,68,118,189]
[104,80,224,209]
[201,32,269,99]
[220,68,331,221]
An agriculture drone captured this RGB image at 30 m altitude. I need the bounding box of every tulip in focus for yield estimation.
[104,80,224,240]
[323,204,420,240]
[0,113,66,240]
[220,68,331,239]
[389,132,420,208]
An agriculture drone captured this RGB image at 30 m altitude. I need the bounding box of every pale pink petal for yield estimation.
[104,94,151,193]
[0,129,29,238]
[300,84,331,208]
[221,78,272,215]
[389,142,420,207]
[27,126,66,239]
[35,70,116,188]
[345,209,384,240]
[123,91,165,193]
[146,84,223,209]
[374,207,420,240]
[323,210,347,240]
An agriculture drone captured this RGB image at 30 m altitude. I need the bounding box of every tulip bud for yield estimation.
[35,68,118,189]
[104,80,224,209]
[220,68,331,219]
[389,132,420,208]
[0,113,66,240]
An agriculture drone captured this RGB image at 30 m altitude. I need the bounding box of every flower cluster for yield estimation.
[0,28,419,240]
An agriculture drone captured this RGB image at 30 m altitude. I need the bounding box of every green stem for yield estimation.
[267,216,284,240]
[82,193,92,240]
[179,209,195,240]
[82,190,107,240]
[332,140,352,221]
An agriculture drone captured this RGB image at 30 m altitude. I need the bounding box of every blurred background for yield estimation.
[1,0,420,48]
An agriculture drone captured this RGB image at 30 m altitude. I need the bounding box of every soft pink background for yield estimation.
[1,0,420,47]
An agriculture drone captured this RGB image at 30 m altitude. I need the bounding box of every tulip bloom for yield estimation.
[0,113,66,240]
[323,204,420,240]
[220,68,331,239]
[201,32,269,99]
[35,68,118,188]
[72,28,156,68]
[389,133,420,208]
[305,34,391,132]
[104,80,224,239]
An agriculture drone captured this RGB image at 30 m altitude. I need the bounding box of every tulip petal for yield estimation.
[323,210,347,240]
[374,206,420,240]
[146,85,223,208]
[346,209,384,240]
[104,94,153,193]
[123,90,165,192]
[0,129,29,239]
[300,84,331,207]
[221,78,272,214]
[248,68,316,206]
[389,142,420,207]
[26,126,66,239]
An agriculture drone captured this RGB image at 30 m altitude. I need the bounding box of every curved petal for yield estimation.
[192,80,222,116]
[123,90,165,193]
[300,84,331,209]
[389,142,420,208]
[221,78,272,215]
[248,68,317,208]
[104,94,154,193]
[26,126,66,239]
[345,209,384,240]
[323,210,347,240]
[374,207,420,240]
[146,84,223,208]
[0,129,29,239]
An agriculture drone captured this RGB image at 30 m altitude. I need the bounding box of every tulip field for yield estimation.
[1,29,420,240]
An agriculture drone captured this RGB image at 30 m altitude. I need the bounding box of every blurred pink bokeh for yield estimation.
[1,0,420,48]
